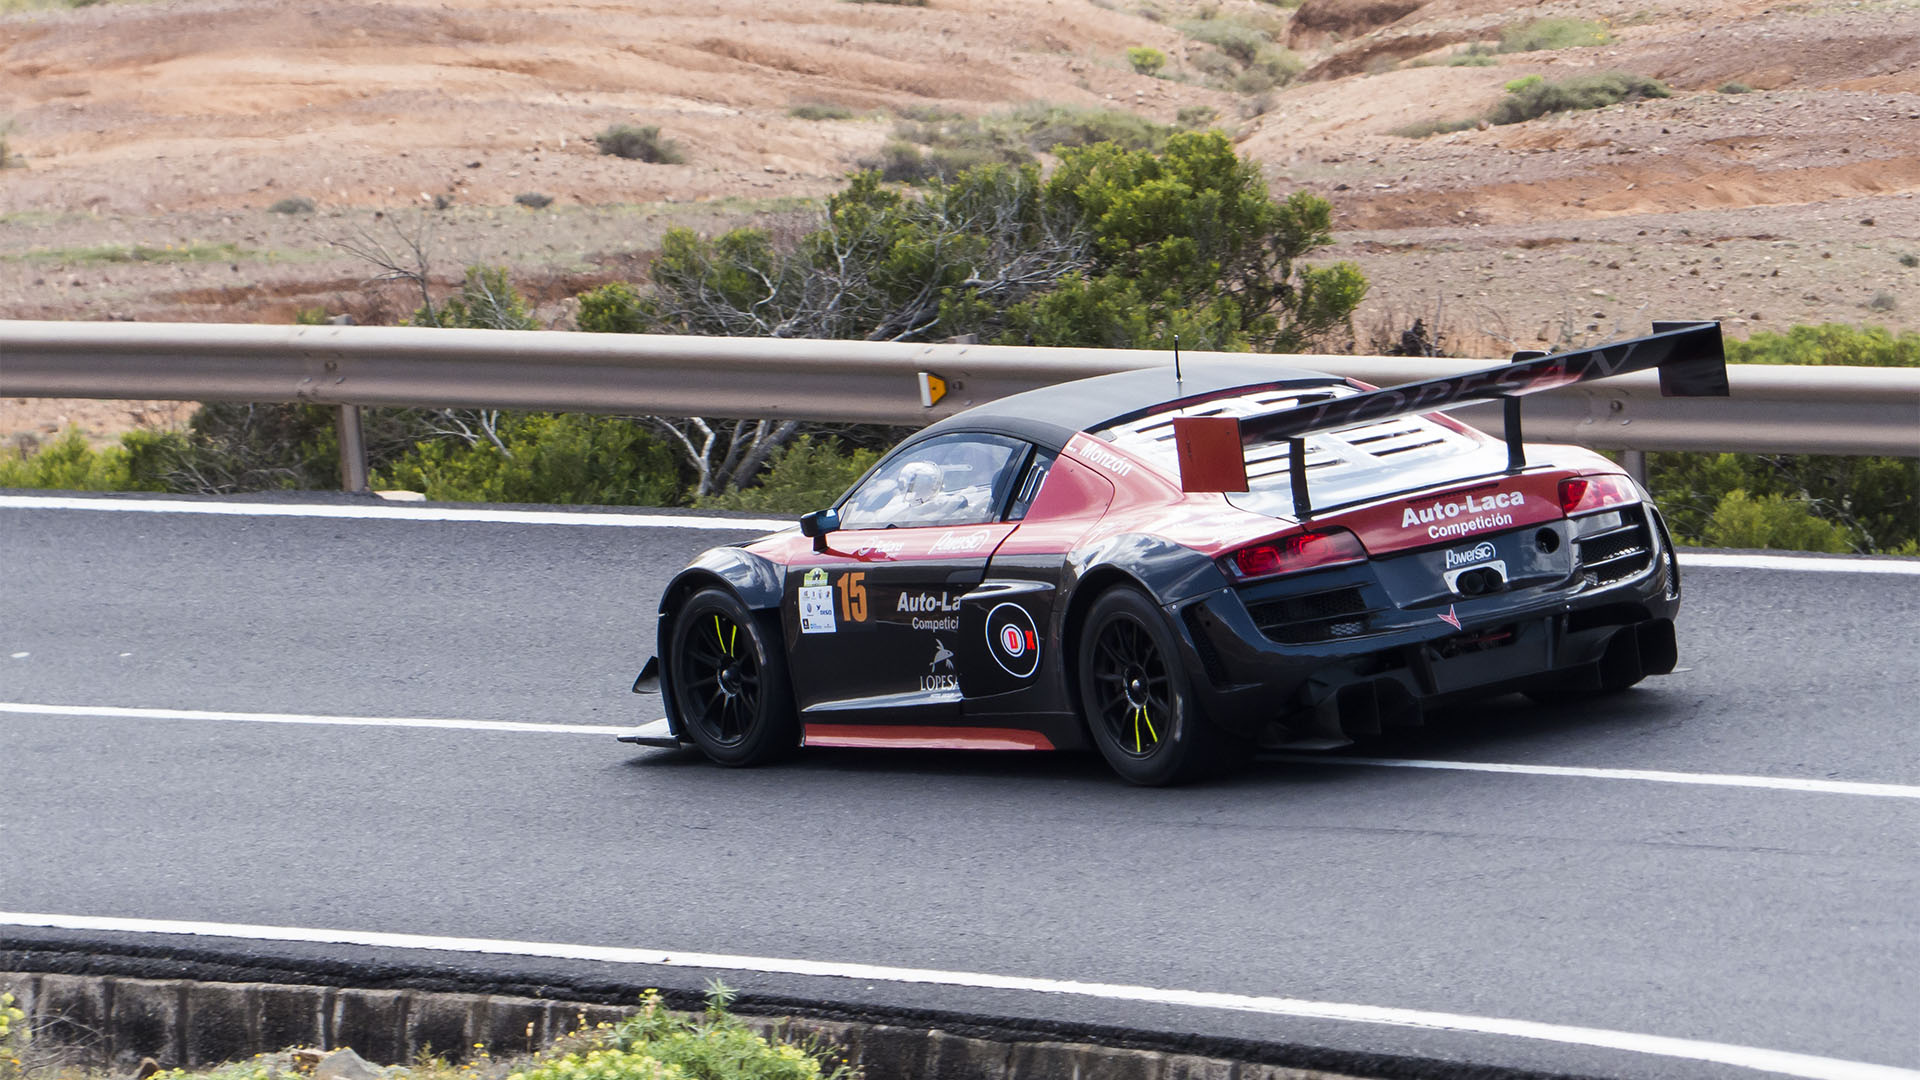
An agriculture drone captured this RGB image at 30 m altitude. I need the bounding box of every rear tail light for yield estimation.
[1225,527,1367,580]
[1559,474,1640,516]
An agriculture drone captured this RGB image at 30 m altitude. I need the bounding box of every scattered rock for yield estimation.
[316,1048,385,1080]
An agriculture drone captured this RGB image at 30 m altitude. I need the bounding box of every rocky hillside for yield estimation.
[1,0,1916,437]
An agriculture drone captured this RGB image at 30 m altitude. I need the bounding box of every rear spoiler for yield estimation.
[1172,320,1728,515]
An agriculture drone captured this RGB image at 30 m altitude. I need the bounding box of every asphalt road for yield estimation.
[2,495,1917,1080]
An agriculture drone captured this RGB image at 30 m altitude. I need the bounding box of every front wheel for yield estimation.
[668,588,798,766]
[1077,587,1237,786]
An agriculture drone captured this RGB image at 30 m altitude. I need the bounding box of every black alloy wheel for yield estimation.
[1077,586,1232,785]
[669,588,798,766]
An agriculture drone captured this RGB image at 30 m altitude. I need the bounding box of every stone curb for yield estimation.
[1,972,1370,1080]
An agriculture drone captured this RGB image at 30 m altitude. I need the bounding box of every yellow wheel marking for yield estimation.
[1141,709,1158,745]
[714,615,731,657]
[729,623,738,656]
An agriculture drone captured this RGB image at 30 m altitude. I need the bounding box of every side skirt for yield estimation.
[803,724,1055,751]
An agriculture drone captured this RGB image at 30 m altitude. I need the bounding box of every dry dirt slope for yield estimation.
[1,0,1916,440]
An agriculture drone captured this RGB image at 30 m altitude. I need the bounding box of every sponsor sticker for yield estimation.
[985,602,1041,679]
[921,638,959,691]
[929,529,994,555]
[799,583,836,634]
[1437,604,1462,631]
[1070,436,1135,478]
[1445,541,1498,569]
[1401,489,1526,540]
[803,567,828,587]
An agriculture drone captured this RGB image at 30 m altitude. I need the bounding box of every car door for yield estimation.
[784,432,1031,723]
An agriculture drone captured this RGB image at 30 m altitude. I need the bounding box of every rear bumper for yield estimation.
[1174,523,1681,746]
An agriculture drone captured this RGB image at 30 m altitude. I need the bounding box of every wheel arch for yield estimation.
[1059,536,1229,736]
[655,548,786,735]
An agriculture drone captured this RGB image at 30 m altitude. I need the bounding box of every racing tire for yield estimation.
[1077,586,1239,786]
[668,588,799,767]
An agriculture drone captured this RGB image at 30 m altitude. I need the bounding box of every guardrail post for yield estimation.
[1622,450,1648,488]
[337,405,369,492]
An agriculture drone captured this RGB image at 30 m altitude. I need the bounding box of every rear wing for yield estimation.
[1172,321,1728,515]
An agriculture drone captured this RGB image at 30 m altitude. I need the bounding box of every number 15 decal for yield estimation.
[836,571,869,622]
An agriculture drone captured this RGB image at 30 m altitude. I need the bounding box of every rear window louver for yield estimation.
[1094,387,1479,489]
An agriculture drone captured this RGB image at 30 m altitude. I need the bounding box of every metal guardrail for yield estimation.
[3,320,1916,489]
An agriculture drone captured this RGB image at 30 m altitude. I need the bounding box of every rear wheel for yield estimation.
[668,588,798,766]
[1077,587,1234,786]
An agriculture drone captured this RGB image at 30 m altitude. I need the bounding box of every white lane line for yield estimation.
[8,702,1917,800]
[4,495,1918,575]
[0,913,1911,1080]
[0,495,789,533]
[1268,754,1920,800]
[1682,552,1920,575]
[0,702,629,736]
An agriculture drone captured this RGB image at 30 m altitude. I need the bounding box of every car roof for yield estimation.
[916,359,1345,450]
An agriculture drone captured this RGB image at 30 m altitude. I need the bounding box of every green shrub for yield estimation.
[1177,104,1218,128]
[1701,490,1852,553]
[1486,71,1668,125]
[596,124,685,164]
[1868,291,1897,312]
[1730,322,1920,366]
[412,265,538,330]
[695,435,876,513]
[0,428,180,492]
[999,103,1169,152]
[1899,253,1918,268]
[1178,18,1270,64]
[514,192,554,209]
[374,413,688,506]
[267,196,316,214]
[1647,323,1918,555]
[537,987,845,1080]
[577,281,652,334]
[1389,117,1479,138]
[1717,81,1753,94]
[1448,44,1497,66]
[0,120,16,170]
[788,102,857,121]
[1126,46,1167,76]
[1498,17,1611,53]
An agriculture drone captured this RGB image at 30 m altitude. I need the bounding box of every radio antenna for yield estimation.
[1173,333,1183,388]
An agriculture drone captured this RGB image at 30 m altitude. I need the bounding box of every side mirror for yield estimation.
[799,508,840,552]
[798,508,840,537]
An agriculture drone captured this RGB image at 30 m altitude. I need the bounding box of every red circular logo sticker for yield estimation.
[985,602,1040,679]
[1000,624,1026,657]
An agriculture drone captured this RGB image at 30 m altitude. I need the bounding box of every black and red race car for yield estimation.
[625,321,1728,784]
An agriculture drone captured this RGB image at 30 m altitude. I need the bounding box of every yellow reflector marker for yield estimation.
[918,371,948,409]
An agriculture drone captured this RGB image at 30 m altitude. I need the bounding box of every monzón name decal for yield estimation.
[985,603,1041,679]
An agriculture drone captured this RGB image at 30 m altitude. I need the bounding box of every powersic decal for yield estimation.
[985,602,1040,679]
[799,567,836,634]
[1444,541,1498,569]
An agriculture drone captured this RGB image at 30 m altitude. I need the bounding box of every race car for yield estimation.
[625,321,1728,784]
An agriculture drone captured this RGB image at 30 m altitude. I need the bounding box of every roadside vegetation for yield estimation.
[0,985,853,1080]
